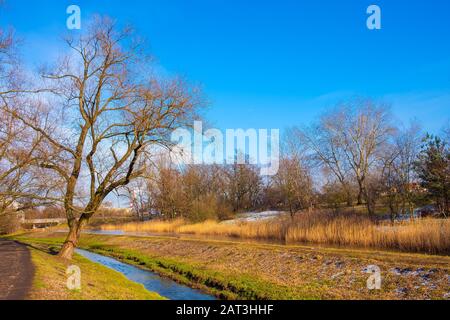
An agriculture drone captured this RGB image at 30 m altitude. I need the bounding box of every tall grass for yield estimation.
[102,218,186,233]
[284,211,450,254]
[100,211,450,255]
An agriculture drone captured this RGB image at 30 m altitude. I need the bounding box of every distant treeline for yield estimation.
[127,101,450,222]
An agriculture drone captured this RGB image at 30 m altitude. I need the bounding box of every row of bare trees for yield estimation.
[137,99,440,220]
[293,101,432,218]
[126,149,314,221]
[127,160,262,221]
[139,101,448,222]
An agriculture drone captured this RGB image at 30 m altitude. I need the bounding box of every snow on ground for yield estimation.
[222,211,286,224]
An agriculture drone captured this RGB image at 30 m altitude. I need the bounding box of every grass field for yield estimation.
[11,231,450,300]
[20,241,164,300]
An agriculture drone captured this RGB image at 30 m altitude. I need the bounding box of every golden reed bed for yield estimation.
[100,211,450,255]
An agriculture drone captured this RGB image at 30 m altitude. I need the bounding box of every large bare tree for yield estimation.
[7,18,201,259]
[335,101,394,214]
[297,99,394,215]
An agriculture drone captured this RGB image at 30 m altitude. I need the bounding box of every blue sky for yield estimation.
[1,0,449,133]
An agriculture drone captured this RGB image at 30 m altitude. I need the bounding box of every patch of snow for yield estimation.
[222,211,286,224]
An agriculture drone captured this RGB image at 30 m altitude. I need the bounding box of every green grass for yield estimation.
[8,232,450,300]
[11,238,165,300]
[11,235,320,299]
[85,244,321,300]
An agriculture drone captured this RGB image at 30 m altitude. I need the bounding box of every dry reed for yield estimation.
[100,211,450,254]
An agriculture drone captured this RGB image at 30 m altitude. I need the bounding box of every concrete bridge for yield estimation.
[21,218,66,229]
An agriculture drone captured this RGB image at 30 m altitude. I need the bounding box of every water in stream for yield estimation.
[76,249,215,300]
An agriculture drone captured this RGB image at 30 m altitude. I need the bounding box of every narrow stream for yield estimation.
[76,249,215,300]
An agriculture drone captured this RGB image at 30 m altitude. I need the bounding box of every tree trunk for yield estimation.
[357,178,365,205]
[357,189,363,205]
[345,187,353,207]
[388,199,396,223]
[363,188,375,216]
[59,218,86,260]
[289,203,294,219]
[346,198,352,207]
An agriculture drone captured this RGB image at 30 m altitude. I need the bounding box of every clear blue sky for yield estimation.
[1,0,449,133]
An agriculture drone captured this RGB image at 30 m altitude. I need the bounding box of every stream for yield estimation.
[75,249,216,300]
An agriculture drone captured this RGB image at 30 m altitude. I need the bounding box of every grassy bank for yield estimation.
[18,240,164,300]
[100,211,450,255]
[11,232,450,300]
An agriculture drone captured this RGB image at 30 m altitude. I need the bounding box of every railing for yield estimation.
[21,218,66,229]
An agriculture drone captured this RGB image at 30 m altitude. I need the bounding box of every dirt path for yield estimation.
[0,239,34,300]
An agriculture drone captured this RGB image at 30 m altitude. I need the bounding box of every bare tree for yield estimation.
[272,156,313,217]
[224,158,262,213]
[147,159,186,220]
[297,99,394,215]
[122,179,150,221]
[271,130,314,217]
[330,101,394,213]
[295,119,354,207]
[381,123,422,220]
[7,18,201,259]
